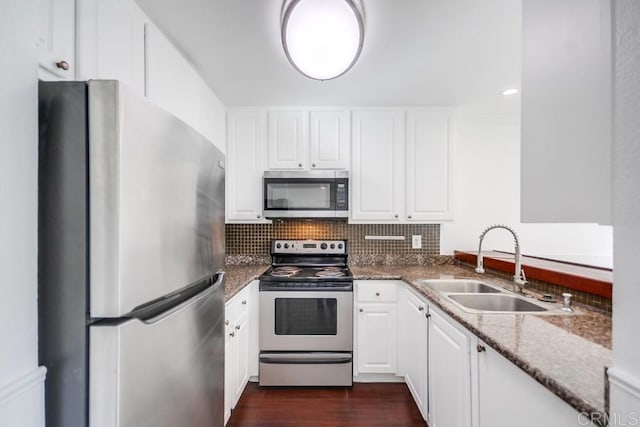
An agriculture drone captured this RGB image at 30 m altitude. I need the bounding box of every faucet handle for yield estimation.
[520,269,527,283]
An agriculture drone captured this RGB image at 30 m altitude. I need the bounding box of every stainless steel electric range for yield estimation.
[258,239,353,386]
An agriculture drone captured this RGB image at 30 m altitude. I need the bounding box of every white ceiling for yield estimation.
[134,0,522,107]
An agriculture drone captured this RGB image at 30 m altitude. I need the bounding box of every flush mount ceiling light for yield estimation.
[502,88,519,96]
[281,0,365,80]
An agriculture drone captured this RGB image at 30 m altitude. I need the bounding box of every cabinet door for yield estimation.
[356,303,398,373]
[428,310,471,427]
[232,310,250,407]
[351,110,405,221]
[226,111,267,222]
[76,0,147,96]
[477,340,585,427]
[268,111,307,169]
[406,109,453,221]
[223,317,234,424]
[38,0,76,80]
[309,111,350,169]
[401,290,428,417]
[145,23,201,128]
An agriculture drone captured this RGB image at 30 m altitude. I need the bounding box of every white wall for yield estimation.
[0,1,46,426]
[609,0,640,421]
[440,98,613,267]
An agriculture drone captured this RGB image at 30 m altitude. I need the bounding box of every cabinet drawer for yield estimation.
[226,285,251,322]
[357,282,398,302]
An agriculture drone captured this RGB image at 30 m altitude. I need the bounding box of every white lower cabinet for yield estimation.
[354,281,400,375]
[398,287,428,418]
[428,308,472,427]
[224,281,258,425]
[396,282,591,427]
[476,339,592,427]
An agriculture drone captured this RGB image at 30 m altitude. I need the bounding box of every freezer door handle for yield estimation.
[127,271,225,323]
[259,352,352,364]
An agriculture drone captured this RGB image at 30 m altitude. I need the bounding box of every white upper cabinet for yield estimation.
[406,109,453,221]
[351,109,453,222]
[351,110,405,221]
[268,110,349,170]
[145,24,200,128]
[38,0,76,80]
[226,111,268,222]
[521,0,611,224]
[76,0,147,96]
[145,23,226,149]
[309,111,350,170]
[268,111,308,169]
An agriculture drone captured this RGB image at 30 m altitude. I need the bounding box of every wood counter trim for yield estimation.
[454,251,612,299]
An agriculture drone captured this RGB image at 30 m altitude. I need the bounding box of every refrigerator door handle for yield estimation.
[127,271,225,324]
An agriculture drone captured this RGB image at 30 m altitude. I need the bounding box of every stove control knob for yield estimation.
[284,243,289,249]
[320,243,328,250]
[338,243,343,249]
[276,243,282,249]
[330,243,335,249]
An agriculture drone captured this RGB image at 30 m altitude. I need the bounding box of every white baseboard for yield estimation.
[0,366,47,427]
[353,373,405,383]
[608,367,640,426]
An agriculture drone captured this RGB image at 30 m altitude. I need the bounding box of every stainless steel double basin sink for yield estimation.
[422,280,554,314]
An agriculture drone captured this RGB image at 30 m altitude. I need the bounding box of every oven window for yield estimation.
[274,298,337,335]
[266,182,332,209]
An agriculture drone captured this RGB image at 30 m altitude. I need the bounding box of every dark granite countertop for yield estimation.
[224,264,268,301]
[350,264,612,421]
[223,262,611,420]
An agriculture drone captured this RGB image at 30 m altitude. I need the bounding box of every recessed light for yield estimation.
[502,88,519,96]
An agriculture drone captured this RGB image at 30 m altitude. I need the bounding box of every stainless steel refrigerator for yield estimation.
[38,80,226,427]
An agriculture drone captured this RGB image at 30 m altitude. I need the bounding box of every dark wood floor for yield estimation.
[227,382,428,426]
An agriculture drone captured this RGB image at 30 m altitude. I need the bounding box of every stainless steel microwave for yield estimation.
[263,171,349,219]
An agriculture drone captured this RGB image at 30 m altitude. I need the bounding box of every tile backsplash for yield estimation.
[225,221,445,265]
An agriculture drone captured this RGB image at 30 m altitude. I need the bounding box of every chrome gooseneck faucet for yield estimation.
[475,224,528,294]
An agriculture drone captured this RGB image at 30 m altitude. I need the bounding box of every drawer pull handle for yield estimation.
[418,306,424,311]
[242,300,247,305]
[376,292,380,296]
[359,308,364,312]
[235,325,241,330]
[225,320,229,326]
[476,344,486,353]
[425,313,431,318]
[229,332,235,338]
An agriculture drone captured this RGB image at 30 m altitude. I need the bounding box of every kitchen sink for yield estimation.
[423,280,503,294]
[446,294,550,313]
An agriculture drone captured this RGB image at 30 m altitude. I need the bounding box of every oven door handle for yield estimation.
[260,353,352,364]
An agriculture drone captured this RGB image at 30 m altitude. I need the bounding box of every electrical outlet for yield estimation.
[412,235,422,249]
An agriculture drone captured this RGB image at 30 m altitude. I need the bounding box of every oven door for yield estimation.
[263,171,348,219]
[259,290,353,351]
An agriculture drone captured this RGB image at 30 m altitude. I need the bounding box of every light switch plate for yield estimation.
[412,235,422,249]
